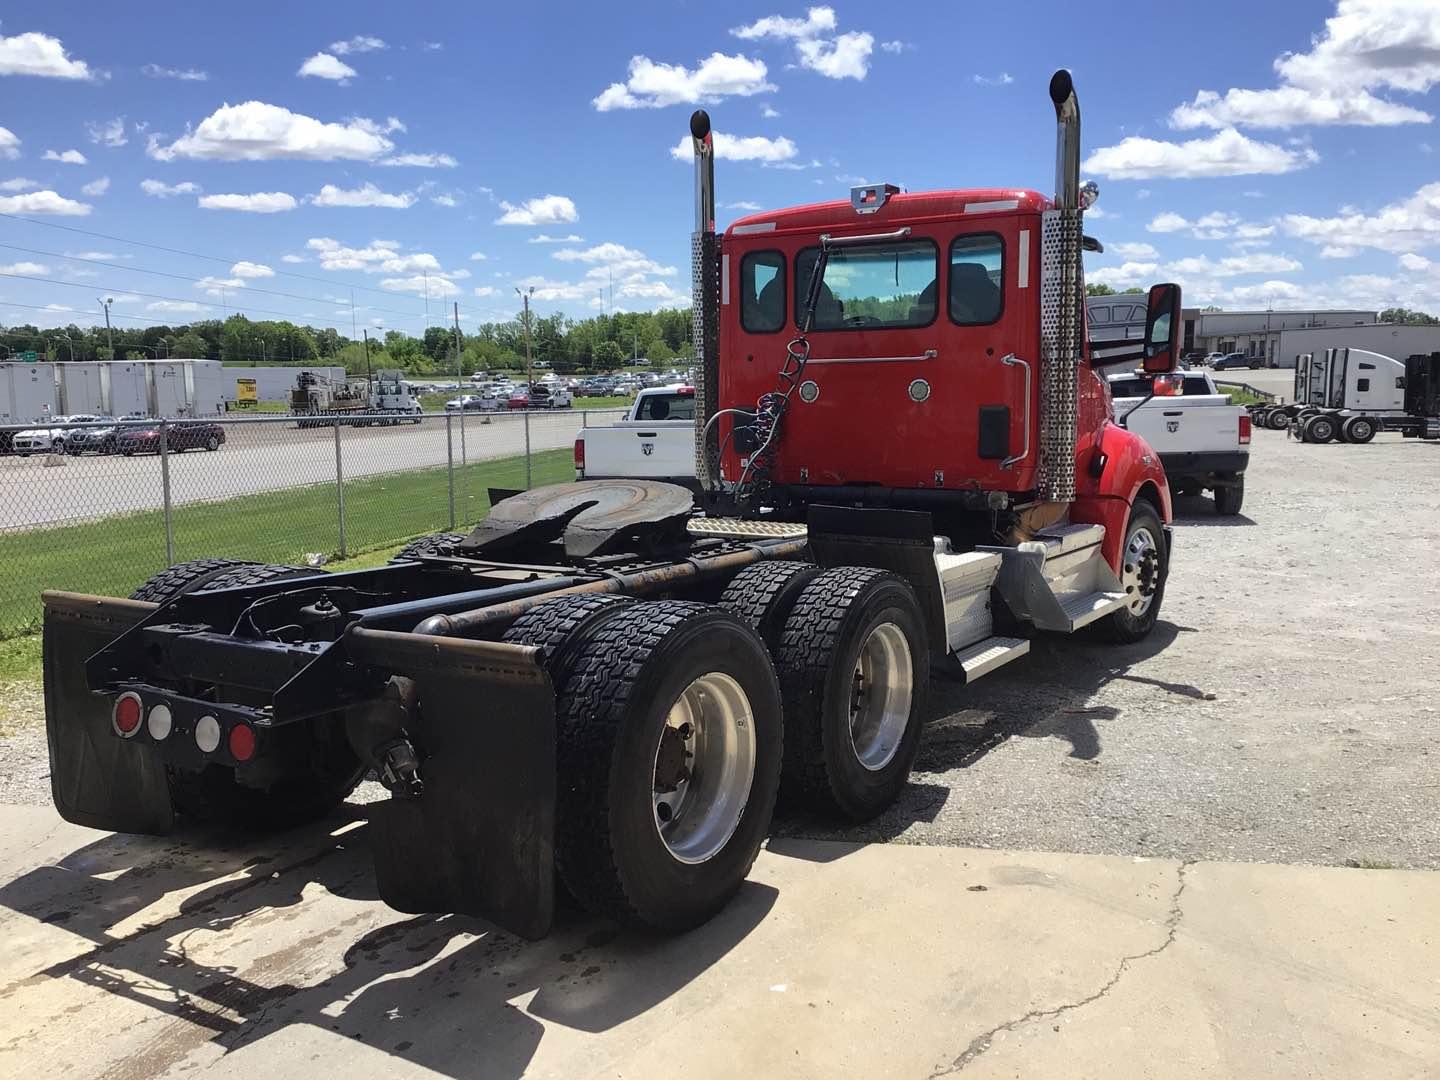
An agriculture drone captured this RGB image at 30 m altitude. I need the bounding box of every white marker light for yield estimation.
[195,714,221,754]
[147,703,173,741]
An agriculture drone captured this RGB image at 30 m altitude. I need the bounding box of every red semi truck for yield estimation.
[41,70,1178,939]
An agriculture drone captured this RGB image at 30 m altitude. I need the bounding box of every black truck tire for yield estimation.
[774,568,929,822]
[198,563,319,592]
[717,561,821,654]
[1267,409,1291,430]
[1099,499,1169,643]
[552,600,783,930]
[391,531,468,561]
[1214,476,1245,516]
[130,559,254,604]
[1305,414,1338,443]
[502,593,635,676]
[1342,416,1377,443]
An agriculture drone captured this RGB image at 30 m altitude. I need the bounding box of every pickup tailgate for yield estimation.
[577,420,695,480]
[1118,395,1247,456]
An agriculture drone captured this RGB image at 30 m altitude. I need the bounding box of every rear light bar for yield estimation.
[109,690,261,764]
[1239,414,1252,444]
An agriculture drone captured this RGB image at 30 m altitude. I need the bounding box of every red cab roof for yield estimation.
[725,188,1051,239]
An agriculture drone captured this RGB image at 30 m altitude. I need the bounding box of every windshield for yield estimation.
[795,240,938,331]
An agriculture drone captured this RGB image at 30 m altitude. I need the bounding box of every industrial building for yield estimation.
[1178,308,1440,368]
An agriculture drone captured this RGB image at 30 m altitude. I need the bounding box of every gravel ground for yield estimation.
[4,429,1437,869]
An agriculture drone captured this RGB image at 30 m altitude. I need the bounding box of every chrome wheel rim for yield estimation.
[1121,525,1161,616]
[652,672,755,865]
[849,622,913,771]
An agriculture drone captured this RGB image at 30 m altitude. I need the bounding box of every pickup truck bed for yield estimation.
[575,386,697,486]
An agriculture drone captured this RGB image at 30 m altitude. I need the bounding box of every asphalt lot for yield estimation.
[0,409,623,530]
[0,422,1437,1076]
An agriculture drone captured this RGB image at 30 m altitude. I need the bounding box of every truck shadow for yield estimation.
[774,620,1204,849]
[1171,494,1257,526]
[0,815,775,1079]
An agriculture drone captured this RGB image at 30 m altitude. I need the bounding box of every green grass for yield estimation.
[1219,387,1270,407]
[0,448,573,638]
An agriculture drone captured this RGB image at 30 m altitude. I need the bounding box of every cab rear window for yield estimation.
[949,234,1004,325]
[740,251,785,333]
[634,392,696,421]
[794,240,939,331]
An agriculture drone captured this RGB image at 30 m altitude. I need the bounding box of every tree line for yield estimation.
[1,306,695,376]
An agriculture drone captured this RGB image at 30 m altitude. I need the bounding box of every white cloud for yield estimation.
[973,72,1014,87]
[0,126,18,159]
[0,261,49,275]
[495,194,578,226]
[378,152,456,167]
[230,260,274,278]
[1400,252,1431,270]
[198,191,298,213]
[468,252,488,261]
[1169,1,1440,131]
[142,63,207,81]
[1167,253,1303,277]
[305,237,442,273]
[528,233,584,244]
[147,102,398,161]
[795,32,874,80]
[1145,211,1276,241]
[1281,181,1440,254]
[147,300,207,313]
[0,31,94,80]
[473,286,497,297]
[330,35,386,55]
[1084,128,1318,179]
[670,131,797,163]
[0,190,90,215]
[80,176,109,196]
[1109,241,1158,259]
[513,275,599,303]
[195,276,245,295]
[731,8,837,40]
[312,182,415,208]
[761,104,781,118]
[140,178,200,197]
[554,242,676,277]
[422,41,443,52]
[1171,87,1430,129]
[87,118,127,148]
[430,194,457,207]
[594,53,773,110]
[299,53,357,82]
[43,149,87,165]
[281,254,306,263]
[379,275,462,298]
[879,41,910,54]
[726,200,763,210]
[0,177,36,192]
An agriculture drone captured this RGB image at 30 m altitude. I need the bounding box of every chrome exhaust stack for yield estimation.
[690,110,720,489]
[1038,69,1084,503]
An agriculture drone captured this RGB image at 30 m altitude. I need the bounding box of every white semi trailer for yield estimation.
[1252,348,1440,442]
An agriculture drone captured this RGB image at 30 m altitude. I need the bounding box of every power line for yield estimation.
[0,270,437,332]
[0,241,428,320]
[0,209,458,303]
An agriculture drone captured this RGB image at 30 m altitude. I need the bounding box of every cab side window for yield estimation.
[741,251,785,333]
[949,234,1004,326]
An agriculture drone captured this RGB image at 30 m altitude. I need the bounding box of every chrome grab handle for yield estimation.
[805,349,937,366]
[817,227,913,247]
[1000,353,1032,470]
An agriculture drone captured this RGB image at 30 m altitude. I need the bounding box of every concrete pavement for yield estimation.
[0,805,1435,1079]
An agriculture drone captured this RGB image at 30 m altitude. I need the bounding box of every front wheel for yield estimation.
[205,435,220,451]
[1099,500,1168,643]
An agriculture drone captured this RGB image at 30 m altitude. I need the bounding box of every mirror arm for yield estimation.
[1117,390,1157,430]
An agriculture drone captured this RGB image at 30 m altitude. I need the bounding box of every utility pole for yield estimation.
[362,328,373,392]
[516,285,535,488]
[98,296,114,358]
[452,302,463,383]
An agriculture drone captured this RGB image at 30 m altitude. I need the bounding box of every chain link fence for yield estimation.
[0,407,626,637]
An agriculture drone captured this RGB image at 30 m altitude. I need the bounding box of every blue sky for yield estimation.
[1,0,1438,338]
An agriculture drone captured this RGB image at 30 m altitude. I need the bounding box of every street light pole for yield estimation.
[98,296,114,358]
[516,285,535,488]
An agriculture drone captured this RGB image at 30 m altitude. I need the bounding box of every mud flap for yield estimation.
[42,592,174,834]
[348,628,557,940]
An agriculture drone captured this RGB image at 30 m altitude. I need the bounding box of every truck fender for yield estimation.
[1072,421,1172,573]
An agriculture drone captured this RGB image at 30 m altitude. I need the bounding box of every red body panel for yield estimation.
[718,186,1170,574]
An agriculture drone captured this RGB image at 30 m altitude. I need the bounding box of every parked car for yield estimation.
[10,415,104,456]
[445,394,498,412]
[117,420,226,455]
[1200,353,1225,367]
[527,383,573,409]
[65,416,125,455]
[1212,352,1264,371]
[507,387,531,410]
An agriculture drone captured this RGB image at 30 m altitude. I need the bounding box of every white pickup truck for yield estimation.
[574,385,697,486]
[1107,370,1251,515]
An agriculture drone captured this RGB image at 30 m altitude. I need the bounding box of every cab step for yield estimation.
[953,635,1030,682]
[1055,589,1128,631]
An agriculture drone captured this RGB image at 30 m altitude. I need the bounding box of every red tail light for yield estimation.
[1239,414,1252,444]
[228,723,257,762]
[573,437,585,474]
[112,692,142,737]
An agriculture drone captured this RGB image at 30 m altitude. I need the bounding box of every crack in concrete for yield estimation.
[928,860,1191,1078]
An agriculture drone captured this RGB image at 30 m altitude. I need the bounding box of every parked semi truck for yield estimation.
[1251,348,1440,442]
[290,368,423,427]
[42,70,1180,939]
